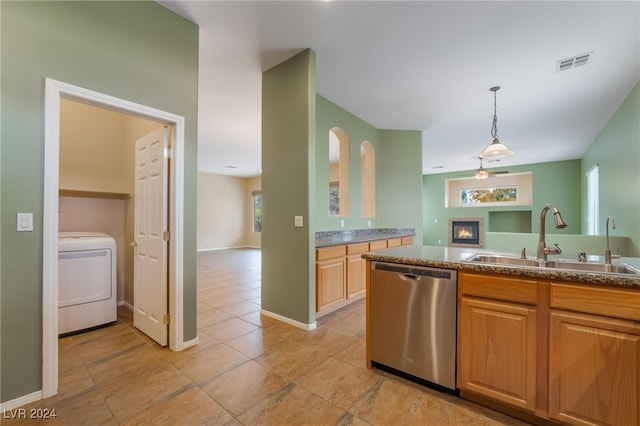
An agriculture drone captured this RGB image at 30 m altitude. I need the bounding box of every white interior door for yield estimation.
[133,127,169,346]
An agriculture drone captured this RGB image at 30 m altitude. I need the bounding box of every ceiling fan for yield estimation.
[473,157,509,180]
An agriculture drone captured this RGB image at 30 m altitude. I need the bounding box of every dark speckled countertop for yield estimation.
[315,228,415,248]
[363,245,640,290]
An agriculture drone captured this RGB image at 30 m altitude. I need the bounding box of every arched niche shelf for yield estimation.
[360,140,376,217]
[329,127,349,217]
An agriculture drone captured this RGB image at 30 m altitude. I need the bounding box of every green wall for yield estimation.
[582,82,640,255]
[262,49,316,325]
[422,160,582,248]
[315,96,423,238]
[0,1,199,402]
[315,95,380,230]
[378,129,424,242]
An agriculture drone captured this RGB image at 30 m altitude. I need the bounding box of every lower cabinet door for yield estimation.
[548,310,640,426]
[316,258,346,311]
[458,297,537,412]
[346,254,366,298]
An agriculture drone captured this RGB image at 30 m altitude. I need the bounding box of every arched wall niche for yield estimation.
[329,127,349,216]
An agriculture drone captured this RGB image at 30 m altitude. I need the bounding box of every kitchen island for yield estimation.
[364,245,640,426]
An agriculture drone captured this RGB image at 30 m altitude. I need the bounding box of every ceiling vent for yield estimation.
[556,52,592,72]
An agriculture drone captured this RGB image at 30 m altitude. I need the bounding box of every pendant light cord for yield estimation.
[491,88,499,140]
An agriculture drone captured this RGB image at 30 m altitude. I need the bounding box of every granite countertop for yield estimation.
[363,245,640,290]
[315,228,415,248]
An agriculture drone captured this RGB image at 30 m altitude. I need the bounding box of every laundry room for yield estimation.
[58,98,164,325]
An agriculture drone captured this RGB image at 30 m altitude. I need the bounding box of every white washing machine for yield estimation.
[58,232,117,335]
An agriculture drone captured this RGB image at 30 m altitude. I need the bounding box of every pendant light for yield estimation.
[475,158,489,180]
[479,86,513,159]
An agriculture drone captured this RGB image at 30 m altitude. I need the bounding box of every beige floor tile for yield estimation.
[200,317,259,342]
[257,341,328,382]
[170,342,249,385]
[349,378,449,425]
[12,389,117,426]
[238,310,278,328]
[217,300,260,317]
[100,363,192,422]
[296,325,359,355]
[225,325,295,359]
[333,336,368,369]
[120,386,234,425]
[73,325,147,365]
[87,344,166,387]
[296,357,382,411]
[197,307,234,328]
[238,383,345,425]
[58,340,84,372]
[202,360,288,416]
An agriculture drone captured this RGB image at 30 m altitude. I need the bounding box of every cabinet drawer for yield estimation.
[387,238,402,248]
[401,236,414,245]
[347,242,369,255]
[460,272,538,305]
[368,240,387,251]
[550,283,640,321]
[316,245,346,261]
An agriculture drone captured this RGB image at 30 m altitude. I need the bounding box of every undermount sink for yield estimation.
[544,260,640,275]
[465,254,542,267]
[466,253,640,276]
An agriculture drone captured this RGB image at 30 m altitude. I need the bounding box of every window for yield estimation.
[445,172,532,208]
[586,164,599,235]
[329,182,340,216]
[252,191,262,233]
[461,187,517,204]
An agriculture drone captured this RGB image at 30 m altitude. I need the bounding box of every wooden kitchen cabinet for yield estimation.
[548,283,640,426]
[316,245,346,312]
[458,272,539,413]
[346,242,368,298]
[317,236,416,315]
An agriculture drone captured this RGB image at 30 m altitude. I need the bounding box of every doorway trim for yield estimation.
[43,78,186,397]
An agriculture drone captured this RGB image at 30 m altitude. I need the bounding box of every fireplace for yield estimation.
[448,218,484,248]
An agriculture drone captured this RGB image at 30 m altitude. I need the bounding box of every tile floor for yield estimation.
[7,248,530,425]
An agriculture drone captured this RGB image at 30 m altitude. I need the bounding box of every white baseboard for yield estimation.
[0,390,43,411]
[181,336,199,350]
[118,300,134,311]
[261,309,316,330]
[197,245,261,252]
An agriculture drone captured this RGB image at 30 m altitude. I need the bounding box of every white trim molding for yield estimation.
[0,391,43,412]
[261,309,317,330]
[43,78,187,399]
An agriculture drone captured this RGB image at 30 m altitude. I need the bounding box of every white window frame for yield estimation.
[586,164,599,235]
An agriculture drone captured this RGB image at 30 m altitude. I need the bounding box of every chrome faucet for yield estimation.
[605,216,620,264]
[537,203,568,261]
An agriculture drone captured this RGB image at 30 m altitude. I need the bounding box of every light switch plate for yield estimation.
[294,216,304,227]
[17,213,34,232]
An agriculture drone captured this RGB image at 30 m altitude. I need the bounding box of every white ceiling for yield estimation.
[157,1,640,177]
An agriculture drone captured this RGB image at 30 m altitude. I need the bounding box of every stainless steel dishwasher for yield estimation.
[370,261,458,392]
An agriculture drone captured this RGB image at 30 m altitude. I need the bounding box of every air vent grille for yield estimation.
[557,52,593,72]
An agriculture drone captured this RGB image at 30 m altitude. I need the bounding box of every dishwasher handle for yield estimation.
[399,273,421,282]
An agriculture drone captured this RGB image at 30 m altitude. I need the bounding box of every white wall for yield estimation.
[197,172,262,250]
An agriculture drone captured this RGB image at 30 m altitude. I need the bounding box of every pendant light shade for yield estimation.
[479,86,513,159]
[480,138,513,158]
